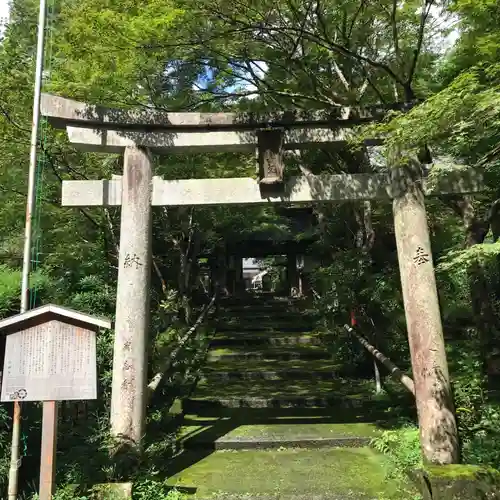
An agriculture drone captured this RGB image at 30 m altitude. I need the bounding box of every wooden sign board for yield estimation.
[1,321,96,402]
[0,304,110,402]
[0,304,111,500]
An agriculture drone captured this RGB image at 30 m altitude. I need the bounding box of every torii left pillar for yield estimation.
[110,147,153,452]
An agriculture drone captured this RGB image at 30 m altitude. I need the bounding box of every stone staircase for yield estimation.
[166,294,416,499]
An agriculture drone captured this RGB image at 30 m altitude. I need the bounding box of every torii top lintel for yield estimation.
[40,93,415,133]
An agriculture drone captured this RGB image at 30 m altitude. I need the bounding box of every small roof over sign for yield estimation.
[0,304,112,332]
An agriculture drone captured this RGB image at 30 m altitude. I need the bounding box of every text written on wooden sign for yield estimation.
[1,320,97,402]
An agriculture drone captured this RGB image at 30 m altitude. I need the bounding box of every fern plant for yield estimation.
[371,425,422,479]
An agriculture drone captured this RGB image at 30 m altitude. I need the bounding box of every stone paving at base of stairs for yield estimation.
[166,448,416,499]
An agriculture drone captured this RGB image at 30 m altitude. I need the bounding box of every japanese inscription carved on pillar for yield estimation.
[123,253,143,269]
[257,128,284,185]
[413,246,430,266]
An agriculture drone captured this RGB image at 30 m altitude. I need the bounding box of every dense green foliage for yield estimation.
[1,0,500,496]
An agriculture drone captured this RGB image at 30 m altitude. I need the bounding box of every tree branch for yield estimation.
[391,0,400,63]
[147,295,216,397]
[407,0,434,90]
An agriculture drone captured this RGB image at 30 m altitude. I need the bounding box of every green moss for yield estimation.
[207,348,234,356]
[178,422,381,451]
[212,333,316,341]
[169,398,183,415]
[167,448,416,498]
[90,483,132,499]
[225,422,381,439]
[423,464,487,479]
[192,378,375,399]
[412,464,500,500]
[207,345,327,358]
[179,424,206,439]
[203,359,342,373]
[183,414,374,424]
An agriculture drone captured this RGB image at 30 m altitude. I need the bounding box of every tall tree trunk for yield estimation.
[449,196,497,375]
[174,208,201,325]
[353,198,379,388]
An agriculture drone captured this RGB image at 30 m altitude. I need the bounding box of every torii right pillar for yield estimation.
[391,155,459,465]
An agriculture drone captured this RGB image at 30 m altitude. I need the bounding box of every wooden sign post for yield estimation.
[0,304,112,500]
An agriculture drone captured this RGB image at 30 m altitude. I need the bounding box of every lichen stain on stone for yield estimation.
[120,375,136,415]
[127,161,143,203]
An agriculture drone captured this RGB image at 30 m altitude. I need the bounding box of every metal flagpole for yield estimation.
[8,0,47,497]
[20,0,47,312]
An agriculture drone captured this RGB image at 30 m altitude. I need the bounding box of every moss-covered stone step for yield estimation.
[217,309,312,318]
[218,303,305,314]
[207,345,330,362]
[166,448,416,499]
[181,421,381,450]
[216,308,313,319]
[194,378,372,398]
[184,395,370,411]
[184,380,384,412]
[214,323,314,333]
[219,298,296,305]
[218,295,298,305]
[202,359,341,381]
[216,311,312,322]
[181,404,407,420]
[183,396,365,411]
[182,413,398,426]
[209,333,322,348]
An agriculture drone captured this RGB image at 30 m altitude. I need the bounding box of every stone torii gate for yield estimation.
[41,93,485,464]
